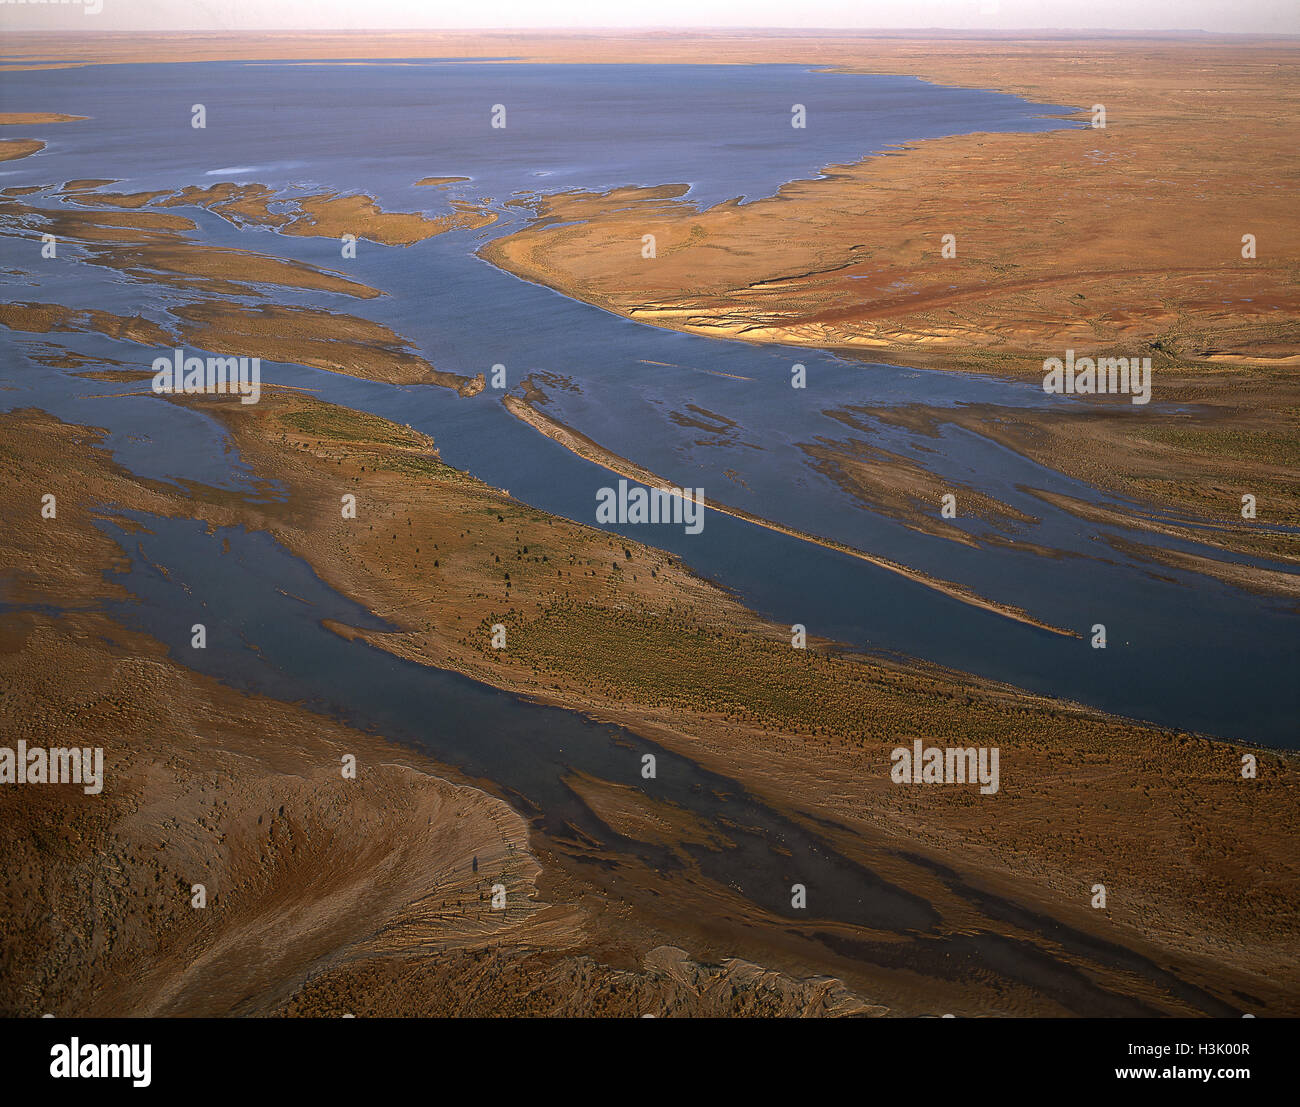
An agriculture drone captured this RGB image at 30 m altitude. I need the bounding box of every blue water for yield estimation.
[92,509,1242,1015]
[0,61,1074,208]
[1,59,1296,749]
[1,58,1290,1014]
[100,511,939,934]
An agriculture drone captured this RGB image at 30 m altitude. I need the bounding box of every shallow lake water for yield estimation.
[1,59,1295,749]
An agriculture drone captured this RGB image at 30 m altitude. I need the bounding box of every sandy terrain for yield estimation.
[2,385,1296,1015]
[280,944,884,1018]
[2,30,1297,1017]
[0,300,172,347]
[0,298,477,392]
[282,192,496,245]
[0,412,545,1016]
[11,384,1279,1015]
[482,40,1300,367]
[0,409,879,1018]
[167,301,483,393]
[151,181,497,244]
[0,139,44,161]
[0,113,86,125]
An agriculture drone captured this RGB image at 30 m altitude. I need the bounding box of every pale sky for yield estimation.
[2,0,1297,34]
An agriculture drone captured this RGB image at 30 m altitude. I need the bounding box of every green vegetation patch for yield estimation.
[280,405,427,450]
[1137,425,1300,468]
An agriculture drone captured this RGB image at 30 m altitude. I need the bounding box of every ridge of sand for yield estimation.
[501,392,1078,636]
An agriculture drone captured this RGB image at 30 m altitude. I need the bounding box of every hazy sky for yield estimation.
[3,0,1297,34]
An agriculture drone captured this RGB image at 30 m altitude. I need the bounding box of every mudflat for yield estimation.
[3,387,1295,1016]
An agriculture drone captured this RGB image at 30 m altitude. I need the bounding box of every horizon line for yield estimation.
[7,26,1300,38]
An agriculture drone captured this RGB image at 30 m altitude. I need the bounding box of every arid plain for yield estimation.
[0,32,1297,1017]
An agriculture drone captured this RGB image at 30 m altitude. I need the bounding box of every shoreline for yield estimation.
[501,393,1080,637]
[3,34,1297,1018]
[3,393,1297,1015]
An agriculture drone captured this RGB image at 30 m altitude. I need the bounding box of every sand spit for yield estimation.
[0,300,172,347]
[87,240,383,299]
[64,188,171,210]
[798,437,1040,548]
[283,191,496,245]
[0,139,44,162]
[60,177,117,190]
[0,112,87,125]
[149,181,497,243]
[1032,488,1300,600]
[154,182,291,228]
[501,392,1077,636]
[167,301,483,393]
[847,396,1300,581]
